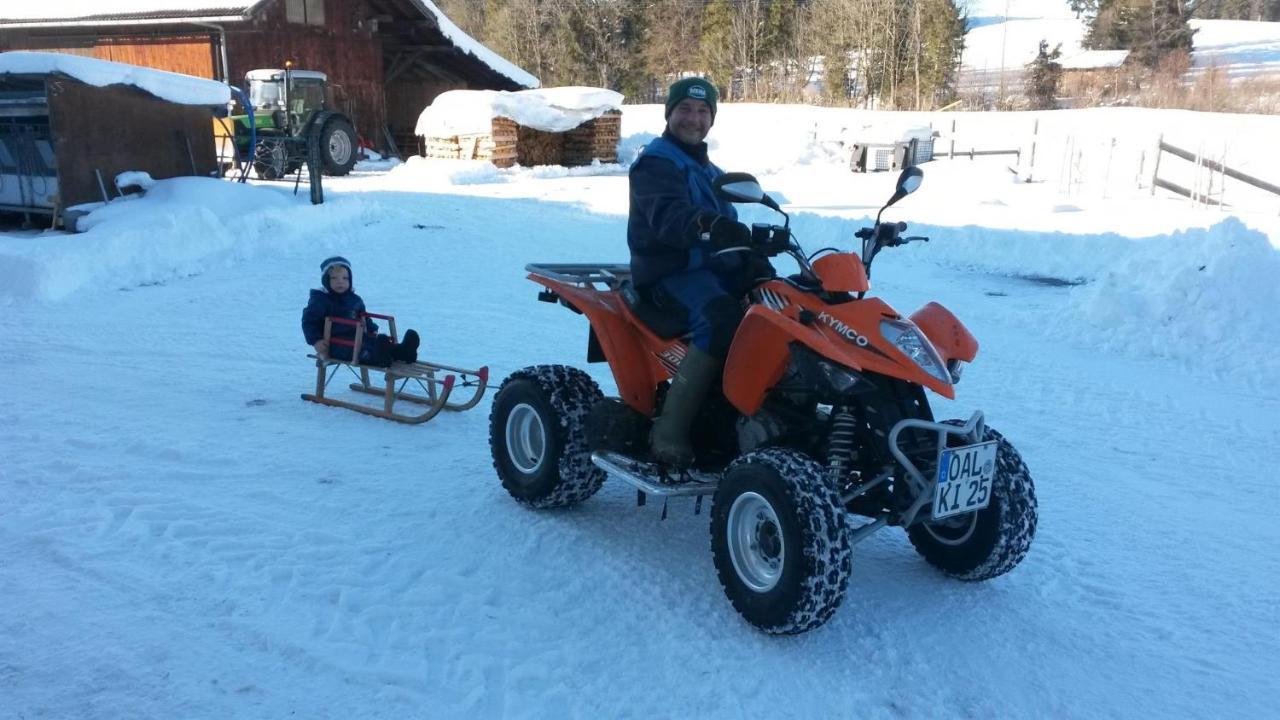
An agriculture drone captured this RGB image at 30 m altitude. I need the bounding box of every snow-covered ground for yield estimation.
[961,9,1280,84]
[3,100,1279,718]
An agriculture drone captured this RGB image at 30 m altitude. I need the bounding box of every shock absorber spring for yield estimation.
[827,406,858,482]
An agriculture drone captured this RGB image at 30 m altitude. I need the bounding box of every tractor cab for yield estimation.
[244,68,329,134]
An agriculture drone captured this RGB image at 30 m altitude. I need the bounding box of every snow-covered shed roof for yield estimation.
[0,51,231,106]
[1059,50,1130,70]
[0,0,538,89]
[410,1,537,89]
[416,87,624,137]
[0,1,260,24]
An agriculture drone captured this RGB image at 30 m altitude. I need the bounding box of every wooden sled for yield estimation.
[301,313,489,424]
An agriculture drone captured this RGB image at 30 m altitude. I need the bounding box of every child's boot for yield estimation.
[393,329,420,364]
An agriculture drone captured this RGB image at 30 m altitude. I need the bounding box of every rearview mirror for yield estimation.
[898,166,923,195]
[713,172,765,204]
[875,166,924,226]
[885,166,923,209]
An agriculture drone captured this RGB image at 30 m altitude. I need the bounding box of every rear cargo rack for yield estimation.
[526,263,632,291]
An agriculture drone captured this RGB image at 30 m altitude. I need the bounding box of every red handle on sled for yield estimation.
[325,316,359,348]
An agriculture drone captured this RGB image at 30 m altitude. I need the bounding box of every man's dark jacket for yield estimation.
[627,132,738,288]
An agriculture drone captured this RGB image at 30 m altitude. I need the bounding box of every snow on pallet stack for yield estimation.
[416,87,623,168]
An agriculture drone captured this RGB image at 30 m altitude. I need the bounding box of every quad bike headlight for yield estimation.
[879,320,950,385]
[789,344,872,398]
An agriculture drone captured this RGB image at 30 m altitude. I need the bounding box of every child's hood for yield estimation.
[320,255,353,292]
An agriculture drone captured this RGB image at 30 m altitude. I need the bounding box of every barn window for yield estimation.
[286,0,325,26]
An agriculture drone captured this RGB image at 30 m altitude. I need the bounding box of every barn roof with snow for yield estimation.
[0,1,538,155]
[0,1,537,89]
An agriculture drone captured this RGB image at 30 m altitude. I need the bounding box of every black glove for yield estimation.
[707,216,752,250]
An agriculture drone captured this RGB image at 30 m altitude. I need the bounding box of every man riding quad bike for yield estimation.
[488,168,1038,634]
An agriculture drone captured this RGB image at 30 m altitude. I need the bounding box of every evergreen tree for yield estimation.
[700,0,734,97]
[1085,0,1195,67]
[915,0,967,108]
[1024,40,1063,109]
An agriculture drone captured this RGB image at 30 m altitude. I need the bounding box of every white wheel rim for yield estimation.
[923,511,979,546]
[726,492,784,592]
[328,130,352,165]
[505,403,546,475]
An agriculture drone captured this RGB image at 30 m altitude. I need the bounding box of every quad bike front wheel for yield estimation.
[489,365,606,509]
[711,448,852,634]
[907,423,1038,580]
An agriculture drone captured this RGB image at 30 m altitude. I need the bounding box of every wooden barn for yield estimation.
[0,52,228,220]
[1057,50,1130,108]
[418,88,623,169]
[0,0,538,156]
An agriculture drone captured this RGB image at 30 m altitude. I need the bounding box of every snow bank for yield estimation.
[384,155,625,187]
[0,51,230,106]
[908,216,1280,379]
[415,87,623,137]
[0,178,379,303]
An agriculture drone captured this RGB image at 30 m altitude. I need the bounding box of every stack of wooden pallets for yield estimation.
[562,110,621,166]
[420,111,619,168]
[422,117,519,167]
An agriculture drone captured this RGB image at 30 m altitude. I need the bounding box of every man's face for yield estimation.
[667,98,712,145]
[328,266,350,294]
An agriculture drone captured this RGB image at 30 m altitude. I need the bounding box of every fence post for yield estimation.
[1027,118,1038,182]
[1103,137,1115,200]
[949,119,956,159]
[1150,134,1162,197]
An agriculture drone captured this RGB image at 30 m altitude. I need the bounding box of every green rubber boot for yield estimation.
[650,346,720,469]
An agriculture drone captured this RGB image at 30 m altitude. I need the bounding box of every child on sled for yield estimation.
[302,256,419,367]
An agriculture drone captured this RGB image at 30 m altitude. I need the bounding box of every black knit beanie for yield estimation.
[320,256,352,292]
[665,77,718,121]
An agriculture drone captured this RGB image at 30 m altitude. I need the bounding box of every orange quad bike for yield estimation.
[489,167,1038,635]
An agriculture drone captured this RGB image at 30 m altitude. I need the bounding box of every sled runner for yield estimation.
[302,313,489,424]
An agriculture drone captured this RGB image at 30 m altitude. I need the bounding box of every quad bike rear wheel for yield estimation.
[711,448,852,634]
[906,423,1038,580]
[489,365,606,509]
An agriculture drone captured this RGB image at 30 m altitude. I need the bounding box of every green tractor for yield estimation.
[227,67,359,180]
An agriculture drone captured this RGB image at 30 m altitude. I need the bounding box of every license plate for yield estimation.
[933,440,998,520]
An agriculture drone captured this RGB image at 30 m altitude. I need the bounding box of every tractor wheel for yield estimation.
[489,365,606,509]
[319,117,358,176]
[253,138,289,180]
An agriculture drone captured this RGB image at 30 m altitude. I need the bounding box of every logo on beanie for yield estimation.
[688,86,707,99]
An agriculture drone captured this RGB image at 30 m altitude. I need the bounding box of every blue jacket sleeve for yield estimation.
[630,156,713,251]
[301,291,327,345]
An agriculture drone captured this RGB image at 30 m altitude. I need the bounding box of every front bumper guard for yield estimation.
[888,410,986,528]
